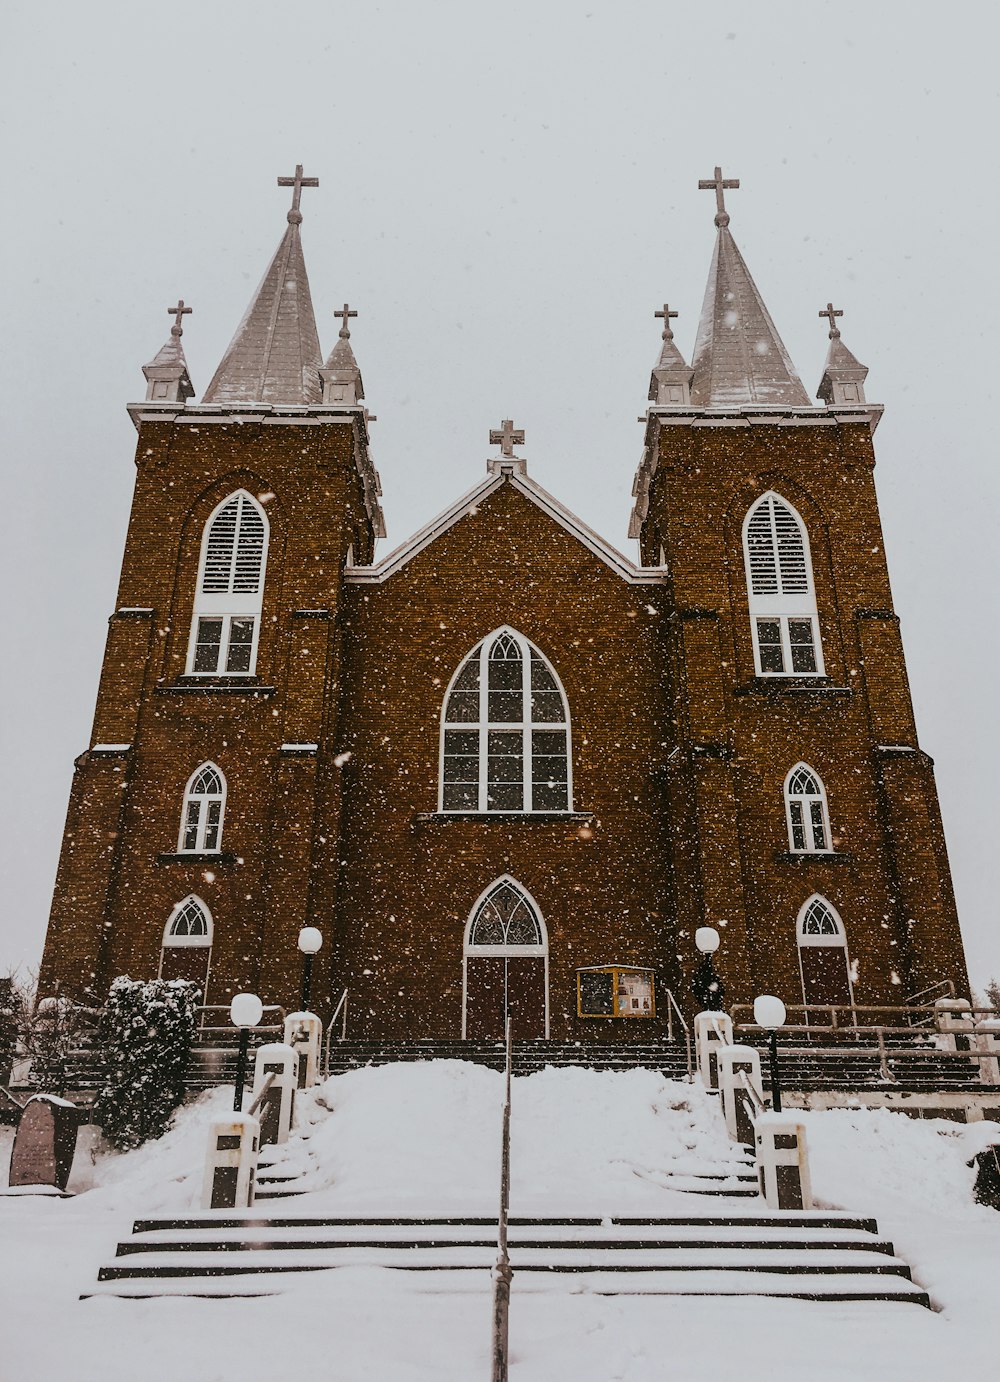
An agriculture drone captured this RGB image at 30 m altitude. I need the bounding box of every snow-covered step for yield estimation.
[88,1210,929,1306]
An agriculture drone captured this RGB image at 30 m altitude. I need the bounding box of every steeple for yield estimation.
[202,165,323,406]
[648,304,694,405]
[142,300,195,403]
[816,302,869,406]
[319,303,365,405]
[690,168,811,409]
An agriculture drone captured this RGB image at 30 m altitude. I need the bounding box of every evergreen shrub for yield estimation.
[95,976,200,1150]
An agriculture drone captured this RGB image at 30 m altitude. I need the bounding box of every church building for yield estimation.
[38,166,970,1041]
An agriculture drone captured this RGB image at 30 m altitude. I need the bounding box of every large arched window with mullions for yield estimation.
[178,762,226,854]
[742,491,824,677]
[187,490,269,675]
[440,628,572,813]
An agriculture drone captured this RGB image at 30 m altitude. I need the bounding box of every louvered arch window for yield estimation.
[179,762,226,853]
[163,895,213,946]
[187,490,269,675]
[742,492,823,677]
[440,628,572,813]
[784,763,831,854]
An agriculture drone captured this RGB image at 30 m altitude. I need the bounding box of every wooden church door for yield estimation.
[464,878,548,1040]
[797,896,853,1025]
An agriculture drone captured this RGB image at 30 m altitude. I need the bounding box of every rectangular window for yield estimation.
[204,801,222,851]
[487,730,523,811]
[443,730,479,811]
[756,619,784,673]
[788,619,818,674]
[531,730,569,811]
[788,801,806,851]
[809,800,827,851]
[182,802,200,851]
[488,657,522,723]
[193,618,224,673]
[226,617,255,673]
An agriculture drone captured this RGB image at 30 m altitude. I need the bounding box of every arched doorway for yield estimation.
[159,896,213,1002]
[463,876,548,1040]
[797,895,853,1023]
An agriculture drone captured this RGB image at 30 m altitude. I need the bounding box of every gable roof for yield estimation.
[343,469,667,585]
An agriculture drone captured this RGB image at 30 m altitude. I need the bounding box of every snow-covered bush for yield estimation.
[95,977,200,1150]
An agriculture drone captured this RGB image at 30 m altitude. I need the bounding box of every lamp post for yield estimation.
[753,994,787,1113]
[693,926,725,1012]
[230,992,264,1113]
[297,926,323,1011]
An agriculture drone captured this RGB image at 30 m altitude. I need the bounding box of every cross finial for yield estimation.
[655,303,679,340]
[334,303,358,339]
[277,163,319,224]
[819,301,844,340]
[167,299,192,338]
[489,418,525,457]
[698,165,740,227]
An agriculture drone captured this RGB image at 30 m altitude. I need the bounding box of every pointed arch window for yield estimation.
[468,878,545,948]
[784,763,831,854]
[440,629,571,813]
[187,491,269,675]
[163,895,213,945]
[743,492,823,677]
[179,763,226,853]
[798,895,844,939]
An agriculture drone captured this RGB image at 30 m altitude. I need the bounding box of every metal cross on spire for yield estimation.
[819,302,844,339]
[489,419,525,456]
[277,163,319,224]
[655,304,679,340]
[698,165,740,227]
[167,300,192,337]
[334,303,358,339]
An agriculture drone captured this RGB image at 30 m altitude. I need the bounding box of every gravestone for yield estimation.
[8,1094,79,1191]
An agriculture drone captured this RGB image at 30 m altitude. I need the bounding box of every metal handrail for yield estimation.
[321,990,349,1079]
[194,1004,286,1035]
[731,1000,993,1034]
[738,1067,766,1118]
[245,1070,276,1118]
[906,979,956,1007]
[491,1014,513,1382]
[662,988,694,1082]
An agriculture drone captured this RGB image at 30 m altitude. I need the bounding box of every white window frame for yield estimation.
[186,490,269,676]
[784,762,832,854]
[438,626,573,814]
[743,492,824,677]
[178,762,227,854]
[161,894,214,948]
[462,875,549,1038]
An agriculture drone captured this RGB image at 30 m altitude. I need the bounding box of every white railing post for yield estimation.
[491,1015,513,1382]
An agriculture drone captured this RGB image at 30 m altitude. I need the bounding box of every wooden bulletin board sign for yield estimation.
[576,966,655,1019]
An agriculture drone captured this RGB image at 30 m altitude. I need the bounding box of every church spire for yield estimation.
[319,303,365,405]
[690,168,811,409]
[648,303,694,405]
[142,300,195,402]
[816,301,870,406]
[202,164,323,406]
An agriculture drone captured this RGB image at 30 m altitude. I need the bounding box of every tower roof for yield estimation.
[816,302,870,405]
[203,166,323,406]
[142,300,194,402]
[690,168,810,409]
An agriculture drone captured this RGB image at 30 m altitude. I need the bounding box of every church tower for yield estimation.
[39,167,384,1012]
[631,168,968,1008]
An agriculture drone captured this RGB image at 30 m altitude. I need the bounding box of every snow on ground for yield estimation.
[1,1063,999,1381]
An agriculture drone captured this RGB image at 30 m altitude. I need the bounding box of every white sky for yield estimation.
[1,0,998,991]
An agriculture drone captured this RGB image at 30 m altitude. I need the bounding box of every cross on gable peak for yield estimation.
[698,165,740,227]
[489,418,525,457]
[167,299,191,337]
[334,302,358,339]
[819,301,844,339]
[655,303,678,340]
[277,163,319,224]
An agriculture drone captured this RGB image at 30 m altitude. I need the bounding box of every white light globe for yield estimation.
[297,926,324,955]
[695,926,720,954]
[753,994,787,1029]
[230,992,264,1028]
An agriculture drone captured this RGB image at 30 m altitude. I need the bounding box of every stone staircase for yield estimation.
[86,1147,929,1306]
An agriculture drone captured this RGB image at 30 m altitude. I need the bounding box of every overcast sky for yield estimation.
[2,1,998,992]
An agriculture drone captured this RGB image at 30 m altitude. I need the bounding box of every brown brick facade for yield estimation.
[38,402,970,1037]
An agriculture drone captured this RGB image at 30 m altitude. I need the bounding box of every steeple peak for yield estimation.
[690,169,810,409]
[648,304,694,405]
[816,303,869,406]
[142,299,194,402]
[319,303,365,405]
[202,165,323,406]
